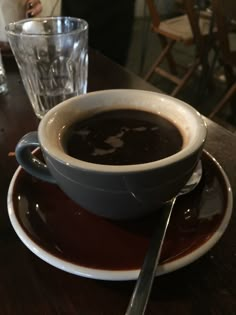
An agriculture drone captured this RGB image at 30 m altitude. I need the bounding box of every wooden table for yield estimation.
[0,51,235,315]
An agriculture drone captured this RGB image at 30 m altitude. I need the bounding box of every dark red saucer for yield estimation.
[7,150,233,280]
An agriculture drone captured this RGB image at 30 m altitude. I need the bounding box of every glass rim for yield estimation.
[5,16,88,37]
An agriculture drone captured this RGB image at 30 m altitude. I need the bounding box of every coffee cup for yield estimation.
[15,89,207,220]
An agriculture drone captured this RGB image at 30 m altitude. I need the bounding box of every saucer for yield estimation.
[7,150,233,281]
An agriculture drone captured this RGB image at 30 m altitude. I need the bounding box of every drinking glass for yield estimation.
[6,17,88,119]
[0,49,8,94]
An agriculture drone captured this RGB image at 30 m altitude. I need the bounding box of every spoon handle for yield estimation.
[125,198,176,315]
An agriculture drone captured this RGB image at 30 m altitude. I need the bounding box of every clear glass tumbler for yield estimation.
[0,49,8,95]
[6,17,88,119]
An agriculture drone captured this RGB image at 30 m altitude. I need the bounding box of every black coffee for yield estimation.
[63,109,183,165]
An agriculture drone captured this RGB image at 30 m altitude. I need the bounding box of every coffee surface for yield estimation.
[63,109,183,165]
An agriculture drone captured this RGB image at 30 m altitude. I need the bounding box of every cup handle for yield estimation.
[15,131,56,183]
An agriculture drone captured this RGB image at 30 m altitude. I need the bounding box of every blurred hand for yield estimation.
[25,0,42,18]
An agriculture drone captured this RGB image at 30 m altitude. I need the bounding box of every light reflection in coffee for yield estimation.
[63,109,183,165]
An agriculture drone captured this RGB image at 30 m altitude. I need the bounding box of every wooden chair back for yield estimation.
[184,0,203,51]
[208,0,236,118]
[212,0,236,65]
[145,0,161,29]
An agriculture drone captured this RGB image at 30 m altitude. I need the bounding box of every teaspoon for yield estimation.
[125,161,203,315]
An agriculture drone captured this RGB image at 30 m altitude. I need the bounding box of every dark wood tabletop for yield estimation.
[0,50,235,315]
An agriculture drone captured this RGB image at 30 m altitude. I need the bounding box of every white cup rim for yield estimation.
[38,89,207,173]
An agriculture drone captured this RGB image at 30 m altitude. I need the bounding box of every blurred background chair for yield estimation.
[208,0,236,118]
[144,0,213,97]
